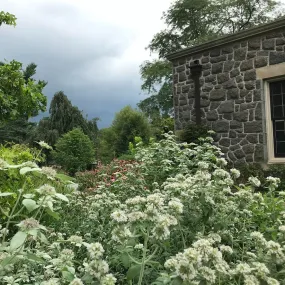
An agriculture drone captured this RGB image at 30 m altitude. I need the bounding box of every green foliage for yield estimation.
[35,91,98,147]
[0,60,47,121]
[111,106,151,156]
[0,11,16,27]
[0,119,37,144]
[52,128,95,175]
[2,134,285,284]
[97,127,116,163]
[178,122,210,143]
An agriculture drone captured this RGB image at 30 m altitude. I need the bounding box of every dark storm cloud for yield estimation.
[0,0,143,128]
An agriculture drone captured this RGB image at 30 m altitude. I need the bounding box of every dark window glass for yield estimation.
[270,80,285,157]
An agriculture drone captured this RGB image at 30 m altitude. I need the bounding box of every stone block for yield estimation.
[245,81,255,90]
[230,120,243,129]
[269,52,285,65]
[244,70,256,81]
[234,47,247,61]
[179,72,187,82]
[229,130,237,138]
[262,39,275,50]
[210,55,227,63]
[246,134,258,143]
[203,70,211,77]
[247,51,257,59]
[244,121,263,133]
[219,138,230,147]
[200,100,210,107]
[240,102,256,111]
[233,111,249,122]
[254,56,268,68]
[245,154,254,162]
[234,149,245,159]
[224,61,234,72]
[210,89,226,101]
[222,79,237,89]
[276,38,285,45]
[206,110,219,121]
[230,68,240,77]
[242,144,254,154]
[253,89,262,101]
[218,100,234,113]
[240,59,253,71]
[223,113,232,120]
[176,65,185,72]
[266,32,283,39]
[248,39,261,50]
[212,62,224,74]
[210,102,221,110]
[205,75,216,83]
[222,46,233,54]
[255,102,263,120]
[227,88,239,99]
[212,120,230,133]
[217,73,230,84]
[210,49,221,57]
[228,151,236,161]
[254,144,264,162]
[201,57,210,63]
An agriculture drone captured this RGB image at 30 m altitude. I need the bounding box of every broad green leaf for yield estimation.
[0,255,18,267]
[22,199,38,212]
[55,193,69,202]
[27,253,45,263]
[46,208,60,220]
[62,270,74,281]
[127,264,142,280]
[39,232,49,244]
[121,252,131,268]
[10,231,27,250]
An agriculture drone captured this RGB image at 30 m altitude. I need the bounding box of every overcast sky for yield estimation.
[0,0,172,128]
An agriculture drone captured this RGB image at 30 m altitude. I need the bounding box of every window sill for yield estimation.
[268,157,285,164]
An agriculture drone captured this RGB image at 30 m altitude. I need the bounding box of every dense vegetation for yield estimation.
[1,1,285,284]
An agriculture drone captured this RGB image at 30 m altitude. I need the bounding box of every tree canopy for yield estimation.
[0,60,47,122]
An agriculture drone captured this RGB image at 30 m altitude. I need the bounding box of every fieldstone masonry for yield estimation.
[167,19,285,166]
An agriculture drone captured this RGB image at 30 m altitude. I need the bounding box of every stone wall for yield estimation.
[172,29,285,166]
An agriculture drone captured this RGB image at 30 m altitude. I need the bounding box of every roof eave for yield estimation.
[166,17,285,61]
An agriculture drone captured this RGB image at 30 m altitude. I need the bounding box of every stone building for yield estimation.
[166,17,285,166]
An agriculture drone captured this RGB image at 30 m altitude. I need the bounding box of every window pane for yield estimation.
[274,106,283,118]
[271,82,282,95]
[275,120,284,131]
[276,131,285,141]
[273,94,283,105]
[276,142,285,155]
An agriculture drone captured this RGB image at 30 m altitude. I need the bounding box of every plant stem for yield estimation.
[178,221,186,249]
[138,230,149,285]
[2,188,23,244]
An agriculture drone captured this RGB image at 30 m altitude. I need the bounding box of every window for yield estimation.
[269,80,285,157]
[256,62,285,163]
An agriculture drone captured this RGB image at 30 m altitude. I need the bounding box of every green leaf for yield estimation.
[22,198,38,212]
[172,277,183,285]
[27,253,45,263]
[0,255,18,267]
[0,192,14,197]
[55,193,69,202]
[39,232,49,244]
[127,264,142,281]
[10,231,27,250]
[45,208,60,220]
[121,252,131,268]
[62,271,75,281]
[19,166,41,175]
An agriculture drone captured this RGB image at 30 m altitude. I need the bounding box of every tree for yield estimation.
[0,60,47,122]
[139,0,284,116]
[0,11,16,27]
[52,128,95,175]
[97,127,117,163]
[111,106,151,156]
[36,91,98,146]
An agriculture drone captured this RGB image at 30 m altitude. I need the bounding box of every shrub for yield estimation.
[52,128,95,175]
[178,122,210,143]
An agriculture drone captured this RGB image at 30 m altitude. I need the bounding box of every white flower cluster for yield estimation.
[111,193,183,242]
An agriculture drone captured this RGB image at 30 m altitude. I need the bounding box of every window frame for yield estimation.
[265,78,285,163]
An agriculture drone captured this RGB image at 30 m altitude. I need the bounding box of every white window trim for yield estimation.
[264,79,285,164]
[256,63,285,164]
